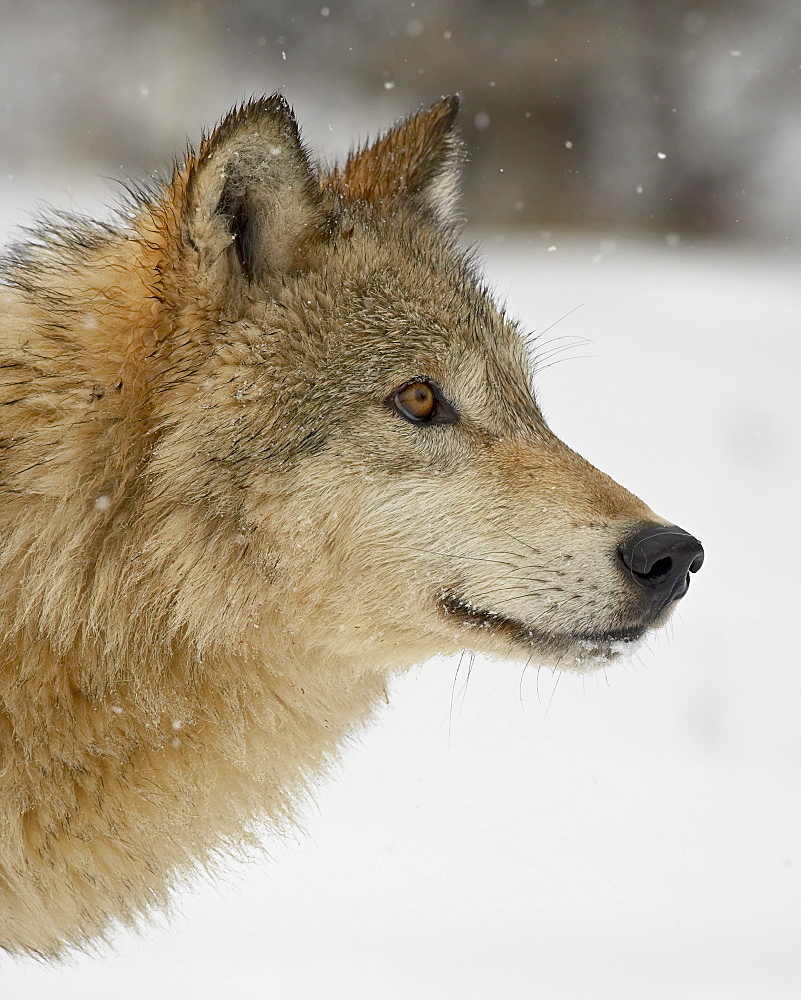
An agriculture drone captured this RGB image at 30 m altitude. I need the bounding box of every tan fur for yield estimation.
[0,96,694,958]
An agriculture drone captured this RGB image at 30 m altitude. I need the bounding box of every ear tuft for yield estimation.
[323,96,463,226]
[182,95,329,286]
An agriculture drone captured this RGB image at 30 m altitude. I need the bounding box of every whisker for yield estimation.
[534,350,598,374]
[531,338,589,367]
[529,302,585,341]
[543,668,562,721]
[485,522,571,575]
[448,651,467,746]
[499,588,580,604]
[459,653,475,713]
[407,545,519,569]
[531,332,585,354]
[519,651,536,718]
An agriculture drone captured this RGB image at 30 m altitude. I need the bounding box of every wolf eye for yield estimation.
[388,379,458,425]
[396,382,435,421]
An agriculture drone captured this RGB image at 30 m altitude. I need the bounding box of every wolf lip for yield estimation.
[438,591,644,652]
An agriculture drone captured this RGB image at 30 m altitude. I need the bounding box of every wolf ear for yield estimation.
[325,96,462,226]
[181,95,328,285]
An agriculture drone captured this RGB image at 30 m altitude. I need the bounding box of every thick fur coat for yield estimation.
[0,95,701,958]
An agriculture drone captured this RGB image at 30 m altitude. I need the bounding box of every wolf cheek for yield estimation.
[372,378,703,670]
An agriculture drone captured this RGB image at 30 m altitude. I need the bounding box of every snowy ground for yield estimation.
[1,220,799,998]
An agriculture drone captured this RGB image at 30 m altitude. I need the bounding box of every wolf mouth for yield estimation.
[438,591,645,657]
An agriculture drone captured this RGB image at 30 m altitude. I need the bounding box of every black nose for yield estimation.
[618,524,704,609]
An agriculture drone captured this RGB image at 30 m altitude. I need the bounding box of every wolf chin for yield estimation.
[0,95,703,958]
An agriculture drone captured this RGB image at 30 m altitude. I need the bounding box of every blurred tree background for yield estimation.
[1,0,799,243]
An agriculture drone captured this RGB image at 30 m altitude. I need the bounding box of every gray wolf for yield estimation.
[0,95,703,958]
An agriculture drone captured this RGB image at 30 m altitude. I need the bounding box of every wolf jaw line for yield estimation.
[0,93,702,958]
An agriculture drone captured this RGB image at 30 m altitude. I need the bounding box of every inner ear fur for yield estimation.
[183,95,329,285]
[323,95,462,226]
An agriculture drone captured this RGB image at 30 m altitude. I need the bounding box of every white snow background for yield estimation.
[0,212,799,998]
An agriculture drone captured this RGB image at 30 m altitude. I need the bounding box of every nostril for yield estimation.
[640,555,672,584]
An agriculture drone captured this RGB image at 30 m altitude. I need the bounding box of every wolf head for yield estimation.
[0,94,705,959]
[104,93,700,677]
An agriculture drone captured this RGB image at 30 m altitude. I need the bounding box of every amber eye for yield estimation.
[395,381,437,422]
[388,379,458,425]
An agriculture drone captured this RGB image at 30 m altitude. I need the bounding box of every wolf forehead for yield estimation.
[247,234,524,392]
[171,97,541,430]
